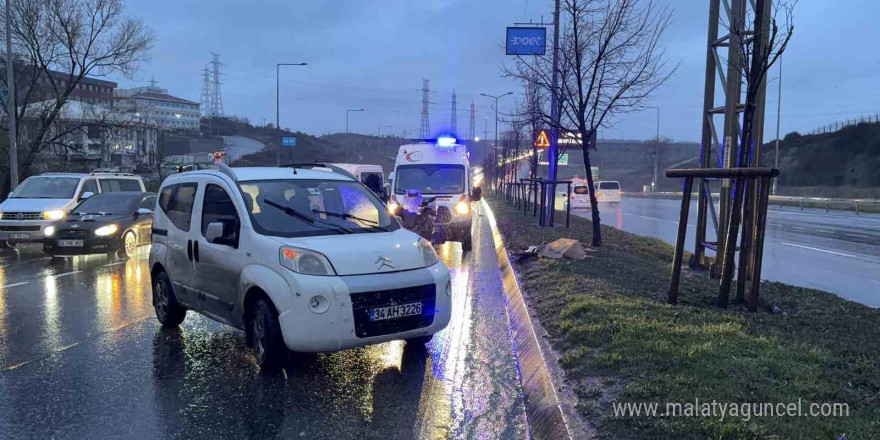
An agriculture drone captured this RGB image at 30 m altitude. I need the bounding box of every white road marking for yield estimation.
[622,212,694,227]
[1,281,29,289]
[53,270,81,278]
[780,242,859,259]
[102,261,127,267]
[845,233,871,238]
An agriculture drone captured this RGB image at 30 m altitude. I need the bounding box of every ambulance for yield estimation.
[387,137,481,251]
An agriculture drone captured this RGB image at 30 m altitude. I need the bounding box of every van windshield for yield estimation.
[10,176,80,199]
[394,164,465,195]
[238,179,399,237]
[599,182,620,190]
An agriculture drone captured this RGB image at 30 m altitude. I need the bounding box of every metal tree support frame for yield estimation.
[666,168,778,312]
[502,179,572,229]
[694,0,772,272]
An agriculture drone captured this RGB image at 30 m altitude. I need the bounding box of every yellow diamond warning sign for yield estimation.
[534,130,550,148]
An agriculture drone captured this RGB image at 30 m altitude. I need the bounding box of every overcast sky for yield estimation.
[117,0,880,143]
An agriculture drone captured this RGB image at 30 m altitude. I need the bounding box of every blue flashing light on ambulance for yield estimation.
[387,137,481,252]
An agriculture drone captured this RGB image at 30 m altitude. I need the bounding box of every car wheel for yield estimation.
[405,335,433,345]
[153,271,186,327]
[122,231,137,258]
[250,298,287,371]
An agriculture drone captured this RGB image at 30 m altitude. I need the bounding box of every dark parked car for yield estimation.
[43,192,157,258]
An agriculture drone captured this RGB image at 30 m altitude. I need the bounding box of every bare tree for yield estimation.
[0,0,153,197]
[718,1,794,302]
[506,0,674,246]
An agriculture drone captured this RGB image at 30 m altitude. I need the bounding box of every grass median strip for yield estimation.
[488,199,879,439]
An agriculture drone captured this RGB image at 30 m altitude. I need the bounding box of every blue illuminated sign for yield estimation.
[281,136,297,147]
[506,27,547,55]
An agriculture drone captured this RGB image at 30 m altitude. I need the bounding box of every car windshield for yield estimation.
[238,179,397,237]
[599,182,620,190]
[72,193,141,215]
[394,164,465,195]
[11,176,80,199]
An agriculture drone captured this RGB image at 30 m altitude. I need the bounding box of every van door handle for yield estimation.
[193,241,200,263]
[186,240,193,261]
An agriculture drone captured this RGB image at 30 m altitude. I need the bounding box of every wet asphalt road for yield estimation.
[568,197,880,307]
[0,208,528,439]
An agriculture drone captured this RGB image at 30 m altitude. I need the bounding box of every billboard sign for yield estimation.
[281,136,297,147]
[506,27,547,55]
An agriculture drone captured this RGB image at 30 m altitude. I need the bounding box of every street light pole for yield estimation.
[377,124,391,161]
[276,62,307,166]
[6,1,18,190]
[645,106,660,192]
[773,58,782,195]
[346,108,364,133]
[480,92,513,188]
[378,124,391,137]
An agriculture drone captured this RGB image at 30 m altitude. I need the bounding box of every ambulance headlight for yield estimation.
[454,201,469,215]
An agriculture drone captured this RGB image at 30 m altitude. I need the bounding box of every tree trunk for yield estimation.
[581,143,602,246]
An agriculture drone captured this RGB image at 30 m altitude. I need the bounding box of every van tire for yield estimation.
[250,299,287,371]
[405,335,433,345]
[153,271,186,327]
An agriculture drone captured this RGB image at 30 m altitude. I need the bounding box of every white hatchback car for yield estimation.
[149,164,452,370]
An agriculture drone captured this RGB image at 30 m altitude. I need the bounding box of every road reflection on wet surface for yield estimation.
[0,209,527,439]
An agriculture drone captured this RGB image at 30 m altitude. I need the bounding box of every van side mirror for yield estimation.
[137,208,153,216]
[80,191,94,201]
[471,187,482,202]
[205,222,225,244]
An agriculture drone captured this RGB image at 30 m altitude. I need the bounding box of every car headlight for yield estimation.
[42,210,65,220]
[44,226,55,237]
[387,202,400,215]
[454,201,469,215]
[94,224,119,236]
[279,246,336,276]
[417,238,439,267]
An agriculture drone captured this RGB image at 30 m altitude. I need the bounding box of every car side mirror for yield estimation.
[471,187,482,202]
[137,208,153,216]
[80,191,94,201]
[205,222,225,244]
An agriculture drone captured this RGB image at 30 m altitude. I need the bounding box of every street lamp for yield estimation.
[479,92,513,181]
[644,106,660,192]
[346,108,364,133]
[378,124,392,137]
[276,62,308,166]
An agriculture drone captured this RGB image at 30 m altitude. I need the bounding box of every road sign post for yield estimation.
[281,136,297,164]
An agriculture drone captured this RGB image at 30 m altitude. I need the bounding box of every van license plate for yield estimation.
[59,240,84,247]
[8,233,30,240]
[370,302,422,321]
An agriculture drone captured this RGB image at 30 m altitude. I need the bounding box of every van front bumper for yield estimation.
[277,262,452,352]
[0,220,54,243]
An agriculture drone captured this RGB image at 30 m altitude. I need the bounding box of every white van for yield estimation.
[0,172,145,248]
[387,137,481,251]
[594,181,622,203]
[322,163,384,186]
[149,164,451,370]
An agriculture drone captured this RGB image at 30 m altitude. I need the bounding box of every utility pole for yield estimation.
[346,108,364,133]
[450,90,458,135]
[547,0,562,185]
[419,79,430,138]
[6,1,18,189]
[276,62,307,166]
[480,92,513,187]
[773,57,782,195]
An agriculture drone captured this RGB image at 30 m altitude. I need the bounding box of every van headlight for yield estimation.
[280,246,336,276]
[454,201,469,215]
[42,210,65,220]
[44,226,55,237]
[417,238,439,267]
[94,224,119,236]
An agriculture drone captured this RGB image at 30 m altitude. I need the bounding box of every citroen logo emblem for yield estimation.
[375,256,394,270]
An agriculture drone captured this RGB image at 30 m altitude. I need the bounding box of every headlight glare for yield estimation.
[44,226,55,237]
[42,210,65,220]
[94,224,119,236]
[279,246,336,276]
[454,201,469,215]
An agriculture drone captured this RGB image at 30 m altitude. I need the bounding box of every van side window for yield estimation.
[201,184,240,244]
[79,179,98,198]
[100,178,142,192]
[161,183,198,231]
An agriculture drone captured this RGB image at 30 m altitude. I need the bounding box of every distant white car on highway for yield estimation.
[0,172,146,248]
[149,163,452,370]
[594,181,622,203]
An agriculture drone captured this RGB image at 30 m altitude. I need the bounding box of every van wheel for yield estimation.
[460,232,473,253]
[250,299,287,371]
[153,271,186,327]
[405,335,433,345]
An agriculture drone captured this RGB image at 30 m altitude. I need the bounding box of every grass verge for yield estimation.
[488,199,879,439]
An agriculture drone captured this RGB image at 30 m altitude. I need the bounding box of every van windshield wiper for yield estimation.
[312,209,386,232]
[264,199,352,234]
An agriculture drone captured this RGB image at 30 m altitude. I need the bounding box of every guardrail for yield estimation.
[625,192,880,214]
